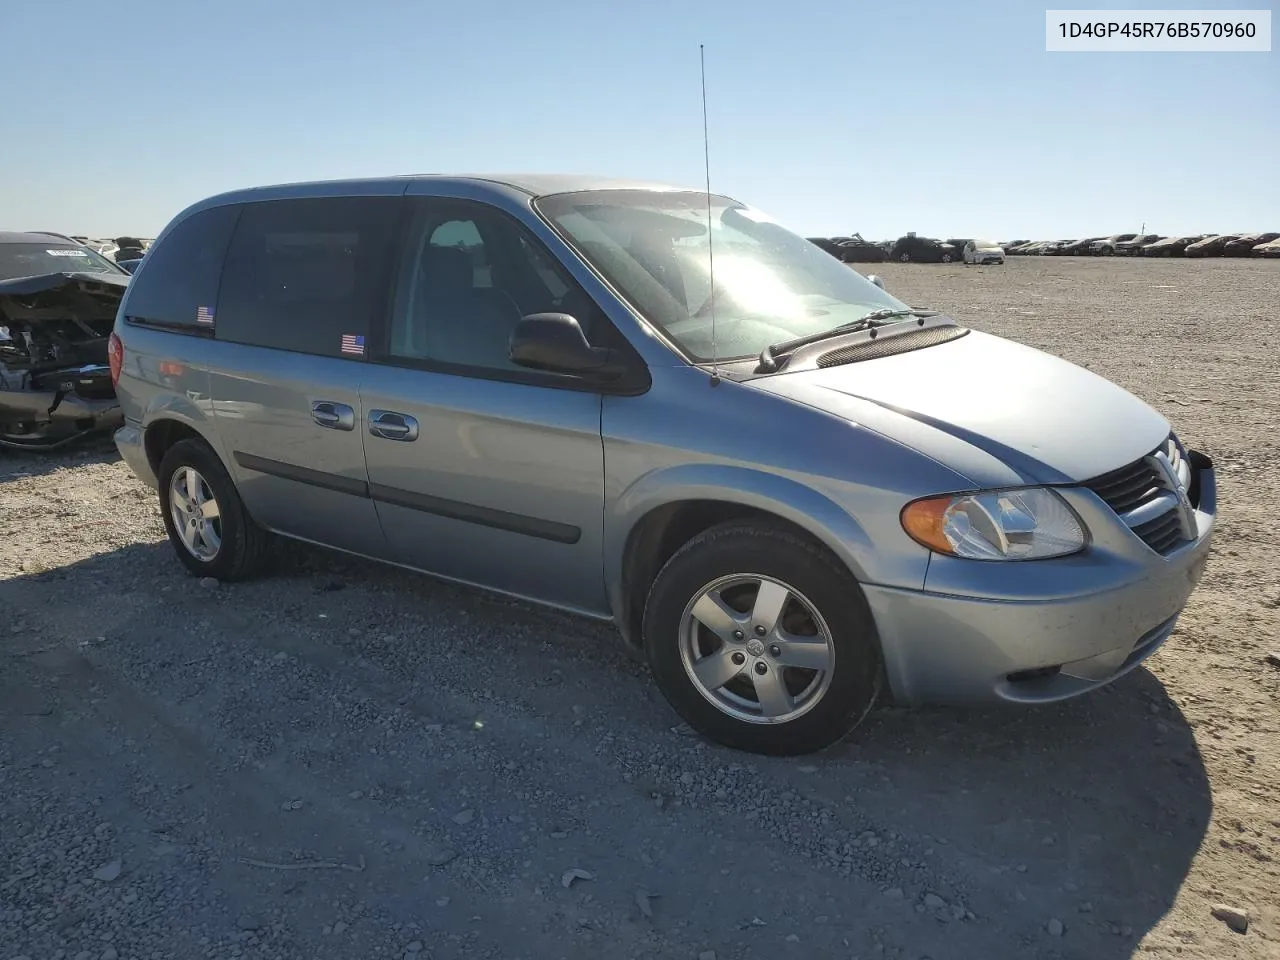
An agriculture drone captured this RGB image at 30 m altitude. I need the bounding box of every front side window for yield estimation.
[215,196,401,358]
[0,242,125,282]
[533,190,908,362]
[388,199,607,373]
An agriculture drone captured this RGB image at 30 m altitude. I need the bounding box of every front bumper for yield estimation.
[865,455,1217,706]
[0,387,122,448]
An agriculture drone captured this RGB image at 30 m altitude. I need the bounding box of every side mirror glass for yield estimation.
[509,313,624,380]
[867,274,885,290]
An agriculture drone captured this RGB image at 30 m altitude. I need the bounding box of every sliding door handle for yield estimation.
[311,400,355,431]
[368,409,419,442]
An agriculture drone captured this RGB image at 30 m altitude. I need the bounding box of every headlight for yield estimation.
[900,487,1086,560]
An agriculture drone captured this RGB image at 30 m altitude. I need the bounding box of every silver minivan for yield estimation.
[109,175,1216,755]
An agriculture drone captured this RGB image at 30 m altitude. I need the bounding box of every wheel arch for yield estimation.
[142,406,223,480]
[606,465,874,650]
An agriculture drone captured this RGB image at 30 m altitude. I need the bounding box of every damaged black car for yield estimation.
[0,232,128,450]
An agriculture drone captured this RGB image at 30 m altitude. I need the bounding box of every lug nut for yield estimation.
[754,625,766,636]
[731,652,746,665]
[769,644,781,658]
[732,630,744,640]
[754,662,768,675]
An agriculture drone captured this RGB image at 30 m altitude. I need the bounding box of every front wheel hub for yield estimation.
[678,574,837,725]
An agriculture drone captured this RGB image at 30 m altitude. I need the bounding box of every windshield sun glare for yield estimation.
[533,190,908,363]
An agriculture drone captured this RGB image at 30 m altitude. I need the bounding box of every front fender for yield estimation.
[605,462,878,624]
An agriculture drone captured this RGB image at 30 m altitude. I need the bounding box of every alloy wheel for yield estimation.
[169,466,222,562]
[678,574,836,724]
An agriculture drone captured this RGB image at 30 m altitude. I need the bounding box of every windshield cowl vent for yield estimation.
[815,325,970,368]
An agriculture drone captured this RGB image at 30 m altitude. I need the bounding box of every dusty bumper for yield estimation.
[114,419,157,489]
[866,460,1216,706]
[0,387,122,447]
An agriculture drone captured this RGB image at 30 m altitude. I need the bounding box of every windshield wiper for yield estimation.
[756,308,929,372]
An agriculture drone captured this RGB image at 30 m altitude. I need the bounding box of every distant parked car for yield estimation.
[837,234,889,263]
[1052,238,1099,256]
[1145,237,1183,256]
[806,237,845,259]
[1089,234,1137,256]
[1042,240,1078,256]
[1184,235,1239,258]
[890,235,957,263]
[1115,234,1162,256]
[1252,236,1280,257]
[962,239,1005,265]
[1141,235,1205,257]
[1222,232,1279,256]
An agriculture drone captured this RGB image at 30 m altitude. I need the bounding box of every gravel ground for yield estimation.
[2,255,1278,960]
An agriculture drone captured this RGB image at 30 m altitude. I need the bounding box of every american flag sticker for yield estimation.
[195,305,215,324]
[340,333,366,356]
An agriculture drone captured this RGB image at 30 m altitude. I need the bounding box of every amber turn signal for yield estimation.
[900,496,956,554]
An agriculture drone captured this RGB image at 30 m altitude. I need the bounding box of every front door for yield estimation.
[360,196,615,615]
[206,193,404,558]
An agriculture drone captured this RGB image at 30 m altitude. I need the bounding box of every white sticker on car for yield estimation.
[46,249,89,256]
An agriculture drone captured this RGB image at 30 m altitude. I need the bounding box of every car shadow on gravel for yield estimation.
[801,668,1213,951]
[0,433,120,481]
[3,539,1213,958]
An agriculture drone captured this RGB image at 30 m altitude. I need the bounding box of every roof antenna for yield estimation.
[700,43,721,387]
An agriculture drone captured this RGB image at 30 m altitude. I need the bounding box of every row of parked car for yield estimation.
[806,233,1006,264]
[58,234,154,271]
[1004,232,1280,258]
[808,230,1280,263]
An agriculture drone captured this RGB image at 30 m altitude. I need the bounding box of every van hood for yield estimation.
[748,328,1171,486]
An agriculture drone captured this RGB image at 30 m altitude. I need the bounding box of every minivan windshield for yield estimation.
[0,242,125,282]
[534,190,910,362]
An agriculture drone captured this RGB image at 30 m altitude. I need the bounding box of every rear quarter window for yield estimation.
[123,204,241,331]
[214,196,402,359]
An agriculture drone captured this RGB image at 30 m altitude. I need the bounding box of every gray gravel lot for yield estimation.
[2,256,1278,960]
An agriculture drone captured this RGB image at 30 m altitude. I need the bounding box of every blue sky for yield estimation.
[2,0,1275,239]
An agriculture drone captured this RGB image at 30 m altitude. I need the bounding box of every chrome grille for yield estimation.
[1083,434,1194,555]
[1083,458,1164,514]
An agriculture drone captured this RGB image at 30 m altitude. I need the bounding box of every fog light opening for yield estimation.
[1007,665,1063,684]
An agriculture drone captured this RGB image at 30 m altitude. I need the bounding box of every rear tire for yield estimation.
[157,438,268,581]
[643,521,882,756]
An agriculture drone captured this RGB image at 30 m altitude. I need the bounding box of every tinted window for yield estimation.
[216,197,401,357]
[123,205,239,329]
[388,199,607,372]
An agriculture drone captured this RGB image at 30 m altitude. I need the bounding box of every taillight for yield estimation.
[108,331,124,387]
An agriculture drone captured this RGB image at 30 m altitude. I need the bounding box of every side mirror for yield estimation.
[509,313,624,380]
[867,274,885,290]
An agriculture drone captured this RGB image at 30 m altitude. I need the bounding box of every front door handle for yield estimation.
[311,400,355,431]
[368,409,419,442]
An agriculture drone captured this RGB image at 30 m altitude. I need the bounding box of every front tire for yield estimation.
[643,521,882,756]
[157,438,269,581]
